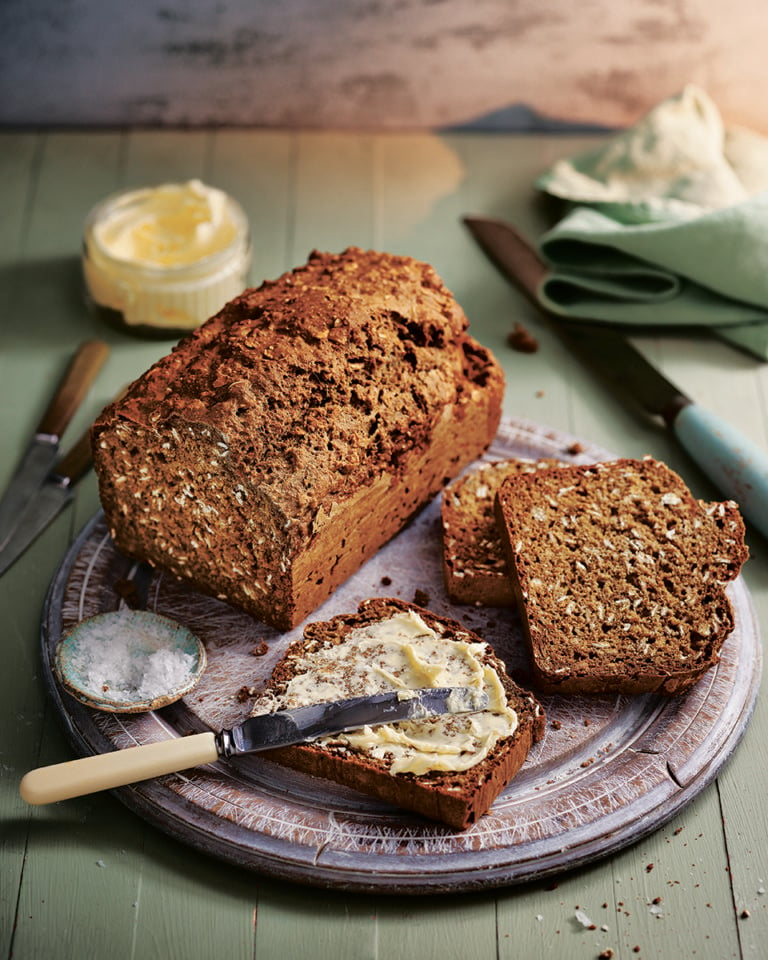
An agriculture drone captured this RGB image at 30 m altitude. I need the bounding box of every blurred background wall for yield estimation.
[2,0,766,132]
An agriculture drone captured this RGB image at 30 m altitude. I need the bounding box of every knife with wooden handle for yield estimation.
[463,215,768,539]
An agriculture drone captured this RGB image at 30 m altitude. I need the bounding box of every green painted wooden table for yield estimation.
[1,129,767,960]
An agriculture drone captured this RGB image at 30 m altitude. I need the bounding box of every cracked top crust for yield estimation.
[93,247,501,525]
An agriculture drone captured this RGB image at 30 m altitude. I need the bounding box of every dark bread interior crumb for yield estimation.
[494,457,748,696]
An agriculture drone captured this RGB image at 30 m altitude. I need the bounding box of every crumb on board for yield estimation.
[113,578,141,609]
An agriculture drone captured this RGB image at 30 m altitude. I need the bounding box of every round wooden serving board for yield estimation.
[40,418,762,894]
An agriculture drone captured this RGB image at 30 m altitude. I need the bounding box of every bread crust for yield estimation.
[91,248,504,630]
[255,597,545,830]
[494,458,748,696]
[441,458,564,606]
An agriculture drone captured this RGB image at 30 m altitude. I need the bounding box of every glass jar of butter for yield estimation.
[82,179,251,338]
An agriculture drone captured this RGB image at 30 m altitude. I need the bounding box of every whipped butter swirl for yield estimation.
[93,180,238,268]
[254,610,519,775]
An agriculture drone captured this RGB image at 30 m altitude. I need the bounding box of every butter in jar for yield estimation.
[82,180,251,337]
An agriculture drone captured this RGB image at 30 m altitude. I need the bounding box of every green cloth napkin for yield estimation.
[535,86,768,360]
[537,199,768,358]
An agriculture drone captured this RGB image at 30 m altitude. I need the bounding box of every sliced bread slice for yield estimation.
[441,458,564,606]
[494,457,748,696]
[250,597,545,829]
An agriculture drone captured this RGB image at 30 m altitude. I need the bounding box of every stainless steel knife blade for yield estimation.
[0,339,108,552]
[0,440,60,551]
[463,215,768,538]
[0,426,94,576]
[20,687,489,804]
[220,686,488,756]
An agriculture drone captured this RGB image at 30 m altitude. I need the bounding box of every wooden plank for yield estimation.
[496,865,617,959]
[653,327,768,956]
[254,886,375,960]
[208,129,296,285]
[717,567,768,958]
[0,132,109,960]
[377,896,497,960]
[291,132,375,258]
[119,128,211,190]
[131,827,255,959]
[601,790,741,959]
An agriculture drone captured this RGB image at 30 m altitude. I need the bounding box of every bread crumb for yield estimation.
[252,640,268,656]
[598,950,614,959]
[113,578,142,609]
[413,588,430,606]
[507,322,539,353]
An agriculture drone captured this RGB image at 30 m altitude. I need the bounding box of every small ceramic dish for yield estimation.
[54,610,206,713]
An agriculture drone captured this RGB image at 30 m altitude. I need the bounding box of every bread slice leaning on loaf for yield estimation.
[250,597,546,830]
[441,458,565,606]
[91,247,504,630]
[494,457,748,696]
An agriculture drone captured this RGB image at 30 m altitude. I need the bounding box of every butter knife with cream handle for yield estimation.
[19,686,488,805]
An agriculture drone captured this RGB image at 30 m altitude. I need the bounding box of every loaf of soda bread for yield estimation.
[494,457,748,696]
[250,597,545,829]
[441,458,564,606]
[91,248,504,630]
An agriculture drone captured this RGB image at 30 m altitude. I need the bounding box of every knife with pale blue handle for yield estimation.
[463,215,768,539]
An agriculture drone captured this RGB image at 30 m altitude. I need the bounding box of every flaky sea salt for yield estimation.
[65,614,197,703]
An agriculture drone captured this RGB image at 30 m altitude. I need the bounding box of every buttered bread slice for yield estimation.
[250,597,545,829]
[494,457,748,696]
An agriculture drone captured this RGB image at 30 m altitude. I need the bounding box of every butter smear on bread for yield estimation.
[253,610,518,776]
